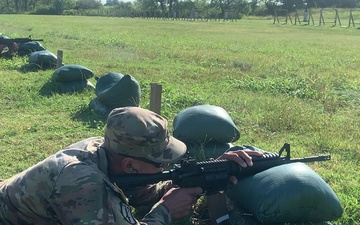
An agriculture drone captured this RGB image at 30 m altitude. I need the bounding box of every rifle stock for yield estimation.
[109,143,330,195]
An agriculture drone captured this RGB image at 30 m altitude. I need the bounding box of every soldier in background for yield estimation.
[0,107,262,225]
[303,9,309,22]
[0,34,19,59]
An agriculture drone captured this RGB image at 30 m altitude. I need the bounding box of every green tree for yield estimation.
[105,0,120,6]
[135,0,160,17]
[31,0,76,14]
[76,0,102,9]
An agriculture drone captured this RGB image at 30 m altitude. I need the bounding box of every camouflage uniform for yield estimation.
[0,107,187,225]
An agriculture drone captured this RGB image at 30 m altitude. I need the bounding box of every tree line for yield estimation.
[1,0,360,19]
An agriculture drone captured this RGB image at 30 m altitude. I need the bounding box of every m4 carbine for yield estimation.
[109,143,331,195]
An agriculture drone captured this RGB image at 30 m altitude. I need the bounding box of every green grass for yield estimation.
[0,14,359,225]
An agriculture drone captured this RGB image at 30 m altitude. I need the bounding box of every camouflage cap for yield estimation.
[103,107,186,163]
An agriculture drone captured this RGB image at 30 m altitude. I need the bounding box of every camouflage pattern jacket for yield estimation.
[0,137,172,225]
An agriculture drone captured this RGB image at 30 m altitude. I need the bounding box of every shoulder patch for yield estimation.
[120,202,137,224]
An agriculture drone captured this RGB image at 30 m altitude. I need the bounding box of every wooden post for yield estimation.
[319,9,325,26]
[334,9,341,27]
[295,11,301,25]
[273,10,279,24]
[56,50,63,68]
[285,10,292,24]
[348,10,355,27]
[149,83,162,115]
[309,9,315,25]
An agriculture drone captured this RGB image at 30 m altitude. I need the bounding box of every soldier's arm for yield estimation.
[48,164,172,225]
[125,181,174,219]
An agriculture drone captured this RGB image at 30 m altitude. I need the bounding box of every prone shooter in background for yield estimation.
[0,34,43,59]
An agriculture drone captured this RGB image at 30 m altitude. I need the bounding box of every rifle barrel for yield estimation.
[290,155,331,163]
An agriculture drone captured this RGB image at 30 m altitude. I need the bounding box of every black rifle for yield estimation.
[0,37,44,44]
[109,143,331,195]
[0,36,44,58]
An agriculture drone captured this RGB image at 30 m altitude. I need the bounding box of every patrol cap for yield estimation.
[103,107,186,163]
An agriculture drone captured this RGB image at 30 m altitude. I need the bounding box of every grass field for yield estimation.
[0,14,359,224]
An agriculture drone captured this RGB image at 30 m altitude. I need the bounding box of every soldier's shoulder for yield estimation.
[55,162,105,187]
[65,137,104,151]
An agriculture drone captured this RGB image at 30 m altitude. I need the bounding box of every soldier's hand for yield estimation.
[158,187,202,220]
[217,149,264,185]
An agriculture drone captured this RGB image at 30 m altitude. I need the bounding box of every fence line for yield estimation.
[273,8,360,28]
